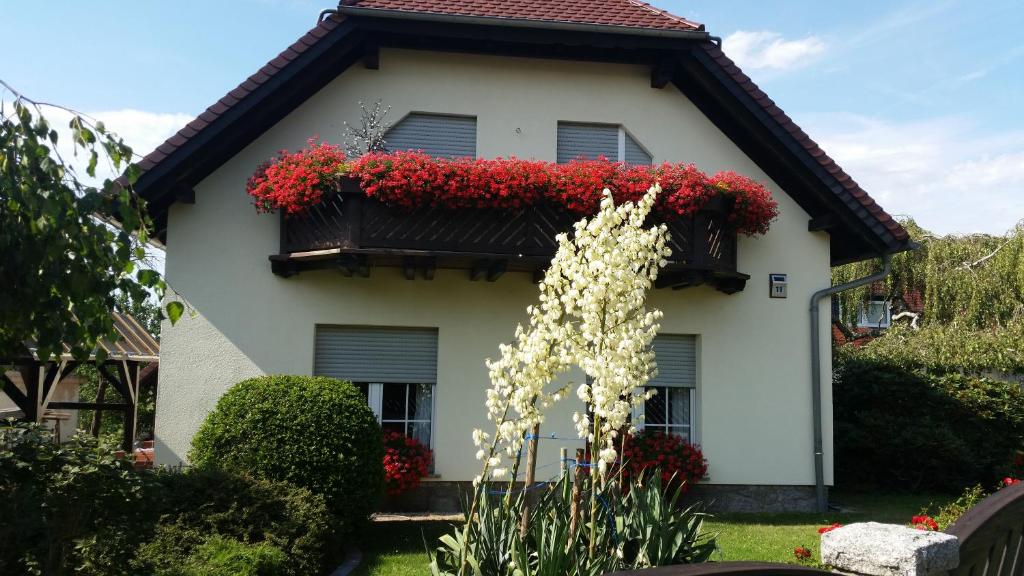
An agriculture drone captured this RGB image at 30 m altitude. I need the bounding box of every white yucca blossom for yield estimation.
[472,185,671,481]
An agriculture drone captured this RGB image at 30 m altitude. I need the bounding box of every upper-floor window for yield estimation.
[858,297,891,329]
[314,325,438,447]
[556,122,653,164]
[384,112,477,158]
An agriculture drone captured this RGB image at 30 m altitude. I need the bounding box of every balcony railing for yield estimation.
[269,180,748,293]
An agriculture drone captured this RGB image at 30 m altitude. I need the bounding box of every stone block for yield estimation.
[821,522,959,576]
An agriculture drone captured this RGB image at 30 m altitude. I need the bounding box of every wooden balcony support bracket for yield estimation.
[487,259,508,282]
[422,256,436,280]
[403,256,417,280]
[470,259,490,281]
[338,254,370,278]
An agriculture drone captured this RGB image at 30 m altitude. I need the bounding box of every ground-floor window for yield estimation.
[641,386,694,441]
[635,334,697,441]
[357,382,434,446]
[315,326,438,448]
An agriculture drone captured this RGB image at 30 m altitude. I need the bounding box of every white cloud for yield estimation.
[3,101,189,270]
[799,112,1024,235]
[723,30,826,71]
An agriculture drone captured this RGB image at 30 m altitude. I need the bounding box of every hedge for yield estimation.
[834,349,1024,492]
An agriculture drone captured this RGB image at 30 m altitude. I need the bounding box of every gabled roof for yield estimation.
[340,0,704,31]
[131,0,911,264]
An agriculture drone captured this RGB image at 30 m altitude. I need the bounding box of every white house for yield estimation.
[136,0,912,512]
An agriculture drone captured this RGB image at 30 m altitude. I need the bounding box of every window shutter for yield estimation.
[384,113,476,158]
[647,335,696,388]
[557,122,619,163]
[314,326,438,384]
[624,132,653,165]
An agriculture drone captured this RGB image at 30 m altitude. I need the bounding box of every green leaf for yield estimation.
[165,301,184,325]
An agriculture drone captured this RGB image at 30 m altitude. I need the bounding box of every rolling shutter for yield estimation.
[624,132,653,165]
[384,113,476,158]
[314,326,438,384]
[557,122,619,163]
[647,335,696,388]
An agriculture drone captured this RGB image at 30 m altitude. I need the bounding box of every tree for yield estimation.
[832,218,1024,372]
[0,80,180,361]
[463,185,670,571]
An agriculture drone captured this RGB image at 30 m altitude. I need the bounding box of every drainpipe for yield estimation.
[810,254,892,512]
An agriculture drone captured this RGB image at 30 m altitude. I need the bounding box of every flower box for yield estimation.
[272,178,747,293]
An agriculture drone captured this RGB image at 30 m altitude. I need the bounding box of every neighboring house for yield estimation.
[831,284,924,345]
[136,0,912,512]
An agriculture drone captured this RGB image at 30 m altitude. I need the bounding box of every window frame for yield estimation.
[383,111,478,159]
[358,381,436,450]
[635,385,697,442]
[857,297,892,328]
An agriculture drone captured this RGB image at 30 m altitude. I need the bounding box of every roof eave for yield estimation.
[337,5,709,39]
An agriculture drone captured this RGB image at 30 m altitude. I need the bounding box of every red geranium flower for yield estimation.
[818,523,842,534]
[382,430,433,496]
[302,151,777,235]
[911,515,939,531]
[794,546,812,560]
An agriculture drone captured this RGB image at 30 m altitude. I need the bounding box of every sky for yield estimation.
[3,0,1023,236]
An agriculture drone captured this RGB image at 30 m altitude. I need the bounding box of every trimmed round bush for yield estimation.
[189,375,384,533]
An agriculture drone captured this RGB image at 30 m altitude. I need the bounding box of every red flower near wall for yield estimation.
[619,430,708,494]
[247,146,779,235]
[793,546,812,561]
[382,430,433,497]
[246,138,348,214]
[349,152,778,236]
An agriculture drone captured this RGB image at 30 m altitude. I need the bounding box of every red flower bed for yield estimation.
[247,138,348,214]
[911,515,939,531]
[382,430,433,497]
[619,430,708,494]
[349,152,778,235]
[247,144,779,235]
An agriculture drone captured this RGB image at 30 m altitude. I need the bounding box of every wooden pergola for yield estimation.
[0,312,159,451]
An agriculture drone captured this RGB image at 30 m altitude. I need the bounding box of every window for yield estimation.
[356,382,434,446]
[556,122,653,164]
[858,298,891,328]
[635,335,697,441]
[314,326,438,447]
[384,113,477,158]
[643,387,694,440]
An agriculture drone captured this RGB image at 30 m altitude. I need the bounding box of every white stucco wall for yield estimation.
[155,48,834,486]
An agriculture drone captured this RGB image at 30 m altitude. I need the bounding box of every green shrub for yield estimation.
[159,535,286,576]
[926,484,987,531]
[833,350,1024,492]
[0,420,154,576]
[136,467,335,576]
[189,375,384,533]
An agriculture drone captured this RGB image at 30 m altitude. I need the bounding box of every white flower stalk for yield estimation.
[473,185,671,482]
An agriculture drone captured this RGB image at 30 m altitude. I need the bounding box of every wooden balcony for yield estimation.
[269,180,748,293]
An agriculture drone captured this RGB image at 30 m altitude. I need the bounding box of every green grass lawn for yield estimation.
[352,491,952,575]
